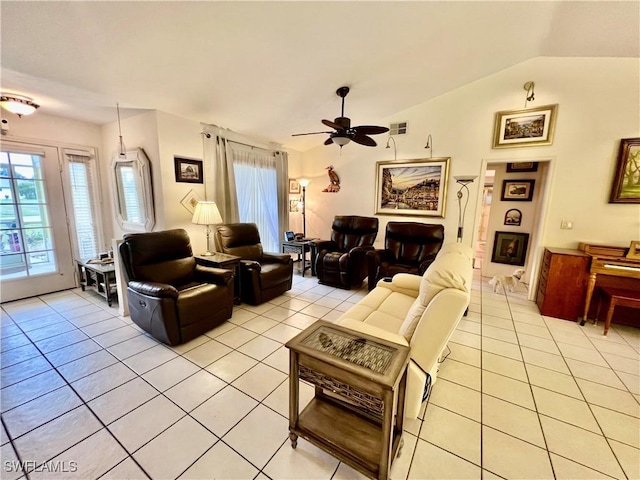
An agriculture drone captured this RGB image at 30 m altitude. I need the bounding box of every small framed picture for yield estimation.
[626,240,640,259]
[501,179,535,201]
[289,179,301,194]
[492,231,530,266]
[507,162,538,173]
[504,209,522,226]
[175,157,203,183]
[284,231,295,241]
[493,104,558,149]
[289,199,299,213]
[609,138,640,203]
[180,189,202,214]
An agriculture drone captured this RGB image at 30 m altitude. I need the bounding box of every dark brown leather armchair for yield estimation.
[214,223,293,305]
[118,229,234,346]
[367,221,444,290]
[313,216,379,289]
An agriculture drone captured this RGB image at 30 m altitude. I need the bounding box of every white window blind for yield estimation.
[67,153,99,259]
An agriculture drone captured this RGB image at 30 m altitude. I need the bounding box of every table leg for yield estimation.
[289,351,300,449]
[603,297,617,336]
[379,389,394,480]
[580,272,597,326]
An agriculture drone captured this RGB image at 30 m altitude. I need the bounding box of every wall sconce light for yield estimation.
[523,81,535,108]
[0,94,39,117]
[424,134,433,158]
[385,136,397,161]
[191,201,223,255]
[298,178,310,238]
[116,103,127,159]
[454,175,477,243]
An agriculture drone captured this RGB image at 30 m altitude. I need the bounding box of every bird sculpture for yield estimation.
[323,166,340,192]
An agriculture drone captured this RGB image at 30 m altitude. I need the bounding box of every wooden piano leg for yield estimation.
[580,272,597,326]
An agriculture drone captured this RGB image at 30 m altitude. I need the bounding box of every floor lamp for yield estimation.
[298,179,310,238]
[454,176,477,243]
[192,201,223,255]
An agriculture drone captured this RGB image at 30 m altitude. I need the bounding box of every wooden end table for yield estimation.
[76,258,117,306]
[196,253,241,305]
[285,320,409,480]
[282,239,317,276]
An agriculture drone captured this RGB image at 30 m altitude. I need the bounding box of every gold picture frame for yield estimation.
[626,240,640,259]
[493,104,558,149]
[609,138,640,203]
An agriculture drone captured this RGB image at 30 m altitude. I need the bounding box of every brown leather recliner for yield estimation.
[119,229,234,346]
[214,223,294,305]
[313,215,379,289]
[367,221,445,290]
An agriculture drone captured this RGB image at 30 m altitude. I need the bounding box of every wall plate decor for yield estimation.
[507,162,538,172]
[501,179,535,201]
[504,209,522,226]
[289,179,301,194]
[375,158,450,217]
[493,104,558,149]
[609,138,640,203]
[180,189,202,214]
[174,157,203,183]
[492,231,529,266]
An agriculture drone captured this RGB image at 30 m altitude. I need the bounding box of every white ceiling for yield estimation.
[1,1,638,151]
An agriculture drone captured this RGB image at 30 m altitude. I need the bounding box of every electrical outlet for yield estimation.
[560,220,573,230]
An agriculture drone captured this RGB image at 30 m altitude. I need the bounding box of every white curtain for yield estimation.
[274,150,289,243]
[205,131,239,223]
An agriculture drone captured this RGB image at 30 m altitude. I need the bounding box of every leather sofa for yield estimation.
[214,223,293,305]
[367,222,445,290]
[313,215,379,289]
[119,229,234,346]
[333,243,473,418]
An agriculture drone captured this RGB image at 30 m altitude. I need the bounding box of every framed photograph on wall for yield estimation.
[289,179,301,194]
[609,137,640,203]
[174,157,203,183]
[289,199,299,213]
[375,158,450,217]
[493,104,558,149]
[180,189,202,214]
[504,209,522,226]
[501,179,535,201]
[492,231,530,266]
[507,162,538,173]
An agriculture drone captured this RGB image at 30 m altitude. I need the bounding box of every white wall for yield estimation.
[301,57,640,260]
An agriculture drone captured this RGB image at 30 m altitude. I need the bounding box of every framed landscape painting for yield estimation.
[375,158,450,217]
[609,138,640,203]
[492,231,529,266]
[493,104,558,149]
[501,179,535,201]
[174,157,203,183]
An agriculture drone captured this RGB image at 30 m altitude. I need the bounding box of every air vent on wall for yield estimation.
[389,122,407,135]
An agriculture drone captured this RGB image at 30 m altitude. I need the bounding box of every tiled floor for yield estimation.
[1,271,639,479]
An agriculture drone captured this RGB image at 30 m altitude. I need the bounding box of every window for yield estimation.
[232,148,279,252]
[66,151,100,259]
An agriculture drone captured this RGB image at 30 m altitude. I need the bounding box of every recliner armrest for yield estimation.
[312,239,338,252]
[349,245,375,257]
[367,248,396,264]
[418,254,438,275]
[194,265,233,285]
[241,259,262,272]
[262,252,293,264]
[128,280,179,299]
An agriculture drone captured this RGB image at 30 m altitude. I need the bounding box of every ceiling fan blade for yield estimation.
[322,119,341,130]
[324,137,334,146]
[292,131,333,137]
[352,125,389,135]
[352,134,377,147]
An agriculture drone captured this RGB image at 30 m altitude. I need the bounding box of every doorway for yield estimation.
[1,142,76,302]
[473,159,552,299]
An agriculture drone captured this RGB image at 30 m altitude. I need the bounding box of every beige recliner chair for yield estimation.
[333,243,473,418]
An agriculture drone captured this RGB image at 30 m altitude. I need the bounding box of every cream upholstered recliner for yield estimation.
[333,243,473,418]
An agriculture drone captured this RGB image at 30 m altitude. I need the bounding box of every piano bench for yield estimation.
[596,287,640,336]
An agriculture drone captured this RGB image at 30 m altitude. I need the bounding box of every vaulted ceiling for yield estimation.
[1,1,638,151]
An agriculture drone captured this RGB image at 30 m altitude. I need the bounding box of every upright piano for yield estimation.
[578,242,640,326]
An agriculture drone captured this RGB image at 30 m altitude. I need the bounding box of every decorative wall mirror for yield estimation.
[112,148,155,232]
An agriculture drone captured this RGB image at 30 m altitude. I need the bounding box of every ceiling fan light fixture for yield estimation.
[332,135,351,146]
[0,94,39,117]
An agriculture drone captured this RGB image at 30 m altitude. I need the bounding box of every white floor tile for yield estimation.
[408,439,480,479]
[576,377,640,418]
[549,453,613,480]
[482,370,535,410]
[429,379,481,421]
[71,361,137,401]
[88,377,158,425]
[237,335,281,360]
[231,363,287,401]
[608,439,640,480]
[181,339,233,367]
[0,369,66,413]
[481,351,528,381]
[264,432,339,479]
[590,404,640,446]
[191,386,258,436]
[420,404,481,465]
[179,441,259,479]
[164,370,226,412]
[141,355,200,391]
[205,350,258,383]
[100,458,149,480]
[482,394,546,447]
[525,364,582,399]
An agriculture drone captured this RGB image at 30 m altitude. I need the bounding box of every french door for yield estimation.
[0,141,75,302]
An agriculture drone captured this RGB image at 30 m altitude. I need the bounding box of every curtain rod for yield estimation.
[228,139,273,153]
[200,122,281,153]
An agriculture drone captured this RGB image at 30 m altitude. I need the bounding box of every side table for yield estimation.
[286,320,409,480]
[196,253,241,305]
[282,239,316,276]
[76,259,117,306]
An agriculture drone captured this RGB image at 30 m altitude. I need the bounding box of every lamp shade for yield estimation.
[332,135,350,146]
[192,201,222,225]
[1,94,39,116]
[298,178,310,188]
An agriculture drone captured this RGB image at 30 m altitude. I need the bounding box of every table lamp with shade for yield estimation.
[191,201,222,256]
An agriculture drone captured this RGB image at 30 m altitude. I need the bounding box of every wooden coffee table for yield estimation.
[286,320,409,480]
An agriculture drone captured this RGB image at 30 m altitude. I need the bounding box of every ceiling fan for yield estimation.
[292,86,389,147]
